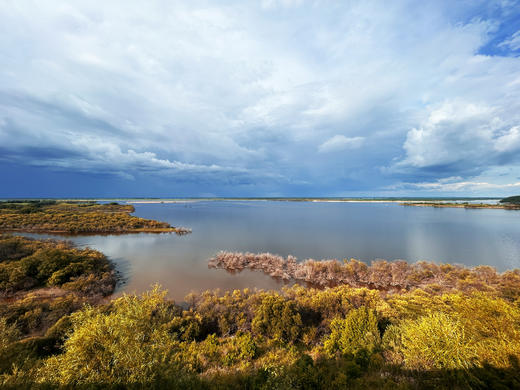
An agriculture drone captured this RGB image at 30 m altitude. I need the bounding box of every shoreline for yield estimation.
[0,226,191,236]
[125,198,500,204]
[2,197,501,203]
[401,202,520,210]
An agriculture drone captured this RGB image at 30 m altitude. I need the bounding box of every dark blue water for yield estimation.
[29,201,520,300]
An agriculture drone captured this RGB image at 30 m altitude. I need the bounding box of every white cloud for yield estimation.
[318,135,364,153]
[261,0,303,9]
[494,126,520,152]
[397,100,498,168]
[395,99,520,174]
[0,1,519,193]
[499,30,520,51]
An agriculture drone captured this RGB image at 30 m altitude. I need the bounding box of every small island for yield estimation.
[0,200,191,235]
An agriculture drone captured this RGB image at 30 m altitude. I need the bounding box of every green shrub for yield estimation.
[0,316,20,354]
[0,235,114,296]
[252,295,302,343]
[324,306,381,358]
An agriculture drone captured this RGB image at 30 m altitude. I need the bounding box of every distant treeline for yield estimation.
[500,195,520,204]
[0,200,58,214]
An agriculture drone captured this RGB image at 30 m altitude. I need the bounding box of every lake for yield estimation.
[28,200,520,301]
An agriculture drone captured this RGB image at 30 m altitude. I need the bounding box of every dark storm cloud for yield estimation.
[1,0,520,196]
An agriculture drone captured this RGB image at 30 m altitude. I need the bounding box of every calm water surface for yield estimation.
[30,201,520,301]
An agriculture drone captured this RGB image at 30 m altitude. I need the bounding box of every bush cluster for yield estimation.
[0,235,115,296]
[0,283,517,388]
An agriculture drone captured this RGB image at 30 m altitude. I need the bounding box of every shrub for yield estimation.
[37,287,179,385]
[222,332,257,367]
[398,312,477,370]
[252,295,302,343]
[324,306,381,358]
[0,316,20,354]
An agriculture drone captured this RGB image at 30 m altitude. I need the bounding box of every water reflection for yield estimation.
[24,201,520,301]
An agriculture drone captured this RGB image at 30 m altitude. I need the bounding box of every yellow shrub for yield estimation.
[37,286,178,385]
[399,312,477,370]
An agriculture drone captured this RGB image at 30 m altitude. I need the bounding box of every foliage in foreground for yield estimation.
[1,283,519,389]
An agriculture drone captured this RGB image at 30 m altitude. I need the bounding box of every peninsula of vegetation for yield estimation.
[208,251,520,296]
[0,200,191,234]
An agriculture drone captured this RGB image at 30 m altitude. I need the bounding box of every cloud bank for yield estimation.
[0,0,519,196]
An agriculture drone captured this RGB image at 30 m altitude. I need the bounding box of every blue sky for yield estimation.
[1,0,520,198]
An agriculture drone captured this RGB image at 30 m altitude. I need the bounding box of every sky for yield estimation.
[1,0,520,198]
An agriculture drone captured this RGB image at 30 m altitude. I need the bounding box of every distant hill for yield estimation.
[499,195,520,204]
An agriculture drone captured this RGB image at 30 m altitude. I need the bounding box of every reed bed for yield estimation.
[209,251,520,296]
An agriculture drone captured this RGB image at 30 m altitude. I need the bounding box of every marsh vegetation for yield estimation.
[0,200,190,234]
[2,283,520,388]
[1,235,520,388]
[0,234,116,377]
[209,251,520,298]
